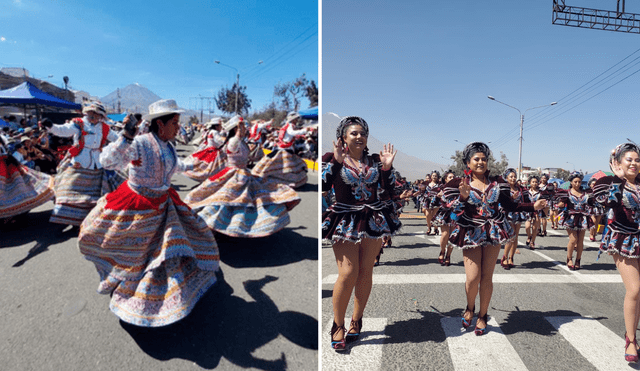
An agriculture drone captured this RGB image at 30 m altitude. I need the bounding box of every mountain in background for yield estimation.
[322,113,445,181]
[100,83,165,114]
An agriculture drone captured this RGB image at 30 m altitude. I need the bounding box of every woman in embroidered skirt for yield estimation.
[251,111,310,188]
[423,170,441,236]
[500,168,529,270]
[593,143,640,362]
[588,178,605,241]
[433,170,456,266]
[78,99,220,327]
[182,117,227,182]
[322,116,401,351]
[443,142,545,335]
[185,115,300,237]
[555,171,596,270]
[0,134,54,221]
[524,175,543,249]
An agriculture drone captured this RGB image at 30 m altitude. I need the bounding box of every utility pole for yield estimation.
[117,88,121,113]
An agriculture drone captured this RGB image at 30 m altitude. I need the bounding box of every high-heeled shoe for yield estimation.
[444,252,452,266]
[508,257,515,268]
[461,305,474,329]
[529,242,535,250]
[625,333,639,362]
[525,238,531,247]
[567,257,574,270]
[374,247,383,267]
[574,258,581,271]
[438,250,445,265]
[330,321,346,351]
[346,317,362,344]
[500,256,510,270]
[474,313,488,336]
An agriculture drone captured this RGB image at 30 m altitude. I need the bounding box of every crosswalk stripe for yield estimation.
[545,316,631,370]
[441,316,528,370]
[321,273,621,285]
[322,318,387,371]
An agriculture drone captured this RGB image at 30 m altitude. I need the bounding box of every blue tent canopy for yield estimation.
[107,113,128,122]
[0,81,81,110]
[298,106,318,119]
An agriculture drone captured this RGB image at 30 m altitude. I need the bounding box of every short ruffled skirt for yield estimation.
[599,228,640,259]
[182,147,226,182]
[251,149,307,188]
[321,202,402,244]
[559,212,593,231]
[185,166,300,237]
[50,164,126,226]
[78,181,220,327]
[432,207,454,227]
[449,219,515,249]
[423,194,440,210]
[0,155,54,218]
[506,211,528,224]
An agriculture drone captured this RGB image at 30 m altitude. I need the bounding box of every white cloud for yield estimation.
[0,37,5,42]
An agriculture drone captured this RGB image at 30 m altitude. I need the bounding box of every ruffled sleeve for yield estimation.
[100,135,139,171]
[321,152,343,192]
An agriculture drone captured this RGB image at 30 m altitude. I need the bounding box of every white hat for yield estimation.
[82,101,107,118]
[222,115,244,132]
[206,117,222,129]
[286,111,300,122]
[142,99,185,121]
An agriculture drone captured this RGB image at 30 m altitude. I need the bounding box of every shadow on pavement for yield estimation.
[499,307,589,336]
[122,274,318,370]
[0,210,76,266]
[215,229,317,268]
[294,182,318,193]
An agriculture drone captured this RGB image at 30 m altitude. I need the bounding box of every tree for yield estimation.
[305,80,318,107]
[249,101,287,127]
[555,168,570,181]
[449,150,509,178]
[273,73,316,112]
[215,83,251,115]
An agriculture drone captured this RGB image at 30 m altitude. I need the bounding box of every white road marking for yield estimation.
[322,273,621,285]
[441,316,528,371]
[545,316,632,371]
[322,318,387,371]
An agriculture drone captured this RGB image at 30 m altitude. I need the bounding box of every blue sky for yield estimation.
[1,0,317,114]
[322,0,640,173]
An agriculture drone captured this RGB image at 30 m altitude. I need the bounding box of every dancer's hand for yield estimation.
[610,158,625,179]
[333,138,347,164]
[534,199,548,210]
[380,143,397,171]
[459,180,470,200]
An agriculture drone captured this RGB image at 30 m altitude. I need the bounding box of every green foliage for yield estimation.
[215,83,251,115]
[273,73,317,111]
[248,101,287,127]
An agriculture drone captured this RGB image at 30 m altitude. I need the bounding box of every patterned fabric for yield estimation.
[432,181,459,227]
[182,146,227,182]
[555,189,596,231]
[0,155,54,218]
[185,138,300,237]
[321,152,401,243]
[594,175,640,258]
[251,148,308,188]
[48,116,119,169]
[525,189,546,220]
[49,165,125,226]
[443,176,534,249]
[420,183,441,210]
[78,181,219,327]
[504,185,529,224]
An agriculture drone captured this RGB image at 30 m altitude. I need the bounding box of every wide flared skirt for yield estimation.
[50,164,126,226]
[0,156,54,218]
[449,220,515,249]
[185,167,301,237]
[250,149,307,188]
[321,204,402,244]
[559,212,593,231]
[78,181,220,327]
[600,228,640,259]
[183,147,227,182]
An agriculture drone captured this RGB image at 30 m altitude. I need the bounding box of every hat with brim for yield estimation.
[286,111,300,122]
[82,101,107,119]
[222,115,244,132]
[20,136,30,143]
[206,117,222,129]
[142,99,185,121]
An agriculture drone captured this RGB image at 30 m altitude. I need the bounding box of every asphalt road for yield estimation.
[321,205,638,371]
[0,143,318,371]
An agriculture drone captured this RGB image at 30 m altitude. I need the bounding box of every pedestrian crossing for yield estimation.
[322,316,633,371]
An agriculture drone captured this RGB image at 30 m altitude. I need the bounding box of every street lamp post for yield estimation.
[487,96,557,180]
[214,60,263,115]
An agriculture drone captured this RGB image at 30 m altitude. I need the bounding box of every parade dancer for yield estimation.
[322,116,400,351]
[524,175,543,249]
[183,117,227,182]
[593,143,640,362]
[423,170,441,236]
[500,168,529,270]
[78,99,220,327]
[539,173,552,236]
[42,102,123,228]
[247,118,272,167]
[443,142,545,335]
[0,134,54,221]
[251,111,310,188]
[433,170,456,266]
[185,115,300,237]
[588,178,605,241]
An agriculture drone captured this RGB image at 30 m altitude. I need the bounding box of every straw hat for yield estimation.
[82,101,107,118]
[206,117,222,129]
[222,115,243,132]
[286,111,300,122]
[142,99,185,121]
